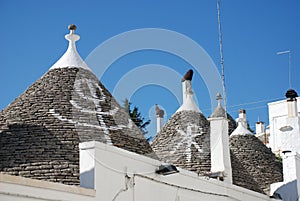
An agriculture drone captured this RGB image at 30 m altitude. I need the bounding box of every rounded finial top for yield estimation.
[155,104,165,118]
[68,24,77,31]
[216,92,222,101]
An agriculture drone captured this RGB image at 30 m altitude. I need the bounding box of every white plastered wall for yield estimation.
[268,97,300,154]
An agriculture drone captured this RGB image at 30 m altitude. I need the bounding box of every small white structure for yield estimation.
[51,24,90,70]
[208,93,232,183]
[256,121,266,135]
[255,121,270,146]
[268,90,300,155]
[236,109,248,129]
[269,89,300,200]
[155,104,165,133]
[231,111,252,136]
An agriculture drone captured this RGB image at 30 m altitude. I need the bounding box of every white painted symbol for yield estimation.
[49,78,131,145]
[170,124,205,162]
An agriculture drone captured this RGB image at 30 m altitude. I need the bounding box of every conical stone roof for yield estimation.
[0,25,155,185]
[229,124,283,195]
[151,71,211,175]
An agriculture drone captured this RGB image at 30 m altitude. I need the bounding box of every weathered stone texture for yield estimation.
[0,67,155,185]
[151,110,211,175]
[227,114,237,135]
[230,134,283,195]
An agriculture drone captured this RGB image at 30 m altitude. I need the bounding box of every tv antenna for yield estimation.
[277,50,292,89]
[217,0,227,117]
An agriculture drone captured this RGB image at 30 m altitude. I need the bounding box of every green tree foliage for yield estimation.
[123,99,151,136]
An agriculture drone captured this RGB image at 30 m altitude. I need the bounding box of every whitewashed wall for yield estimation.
[1,141,272,201]
[268,97,300,154]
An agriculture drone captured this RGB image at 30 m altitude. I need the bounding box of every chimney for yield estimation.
[255,121,265,135]
[155,104,164,133]
[278,89,300,154]
[208,93,232,183]
[285,89,298,118]
[238,109,247,128]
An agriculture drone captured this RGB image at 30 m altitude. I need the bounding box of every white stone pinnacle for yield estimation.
[231,120,252,136]
[176,80,201,113]
[50,25,90,70]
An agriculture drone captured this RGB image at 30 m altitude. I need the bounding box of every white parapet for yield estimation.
[79,141,96,189]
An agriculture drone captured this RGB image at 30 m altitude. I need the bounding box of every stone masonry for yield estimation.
[0,67,156,185]
[230,134,283,195]
[151,110,211,175]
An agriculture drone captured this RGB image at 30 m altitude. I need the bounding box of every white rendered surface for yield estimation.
[256,122,265,135]
[176,80,201,113]
[268,97,300,154]
[287,101,298,118]
[156,117,164,133]
[209,117,232,183]
[237,112,247,128]
[80,145,95,189]
[50,31,90,70]
[271,152,300,201]
[282,152,300,183]
[231,121,252,136]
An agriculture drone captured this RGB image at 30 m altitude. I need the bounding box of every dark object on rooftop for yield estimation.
[285,89,298,101]
[156,164,179,175]
[155,104,164,118]
[68,24,77,30]
[181,69,193,82]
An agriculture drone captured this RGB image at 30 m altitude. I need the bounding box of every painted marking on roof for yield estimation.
[48,77,133,145]
[170,124,205,162]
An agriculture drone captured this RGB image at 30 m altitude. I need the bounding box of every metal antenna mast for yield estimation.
[217,0,227,116]
[277,50,292,89]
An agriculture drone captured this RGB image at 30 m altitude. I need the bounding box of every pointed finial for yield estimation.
[50,24,90,70]
[216,92,222,106]
[216,92,222,100]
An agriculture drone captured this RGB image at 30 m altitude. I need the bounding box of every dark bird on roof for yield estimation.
[155,104,164,118]
[181,69,193,82]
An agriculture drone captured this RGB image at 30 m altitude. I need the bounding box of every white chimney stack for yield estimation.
[286,89,298,118]
[155,104,164,133]
[255,121,265,135]
[237,109,247,128]
[208,93,232,183]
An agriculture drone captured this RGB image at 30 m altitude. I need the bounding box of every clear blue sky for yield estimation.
[1,0,299,137]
